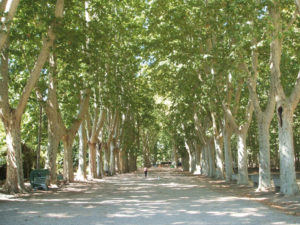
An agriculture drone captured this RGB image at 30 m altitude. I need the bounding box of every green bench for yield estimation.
[30,169,50,191]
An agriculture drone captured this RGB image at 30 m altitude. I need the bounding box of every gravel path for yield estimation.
[0,169,299,225]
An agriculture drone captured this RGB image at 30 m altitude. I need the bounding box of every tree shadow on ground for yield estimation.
[0,168,299,225]
[184,170,300,217]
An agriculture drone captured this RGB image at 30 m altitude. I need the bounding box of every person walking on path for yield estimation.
[144,167,148,177]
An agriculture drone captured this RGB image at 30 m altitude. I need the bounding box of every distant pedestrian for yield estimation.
[144,167,148,177]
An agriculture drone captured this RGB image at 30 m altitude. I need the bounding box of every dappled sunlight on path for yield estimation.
[0,168,299,225]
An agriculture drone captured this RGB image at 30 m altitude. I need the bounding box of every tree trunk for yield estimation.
[212,113,224,179]
[45,126,61,184]
[96,146,101,178]
[119,146,128,173]
[109,139,116,176]
[194,145,201,175]
[87,109,106,178]
[129,149,136,172]
[181,152,189,172]
[223,122,233,181]
[143,145,151,168]
[43,52,63,184]
[62,135,75,182]
[116,148,120,173]
[208,140,216,178]
[200,145,209,176]
[119,149,124,173]
[237,130,249,184]
[185,141,196,173]
[77,123,87,180]
[97,143,104,178]
[36,104,42,169]
[277,105,299,195]
[88,142,97,178]
[120,146,129,173]
[124,151,129,173]
[189,151,196,174]
[173,144,178,168]
[153,143,158,165]
[257,120,272,190]
[61,91,89,182]
[103,143,109,174]
[4,119,25,193]
[214,135,224,179]
[96,151,100,177]
[248,63,275,190]
[224,100,253,185]
[269,3,300,196]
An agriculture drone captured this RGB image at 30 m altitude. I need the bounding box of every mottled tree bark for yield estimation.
[211,112,224,179]
[185,140,196,173]
[62,135,74,182]
[77,122,88,181]
[89,142,97,178]
[223,121,233,182]
[4,119,25,193]
[224,78,254,185]
[200,145,209,176]
[236,130,248,184]
[247,49,275,190]
[257,122,272,190]
[208,139,216,178]
[36,105,42,169]
[277,106,299,195]
[270,3,300,195]
[87,109,106,179]
[103,143,109,174]
[46,124,61,183]
[109,138,116,176]
[96,143,104,178]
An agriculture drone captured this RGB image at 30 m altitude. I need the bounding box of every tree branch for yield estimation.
[0,40,10,118]
[289,71,300,111]
[247,80,262,116]
[108,110,119,143]
[263,75,276,119]
[226,75,233,105]
[222,103,239,132]
[15,0,64,121]
[0,0,9,12]
[68,90,90,137]
[295,0,300,13]
[86,111,92,139]
[90,106,100,143]
[41,52,65,136]
[35,87,43,103]
[211,111,223,140]
[246,44,261,118]
[0,0,20,52]
[233,79,243,116]
[269,3,285,101]
[95,109,107,136]
[241,96,254,132]
[195,120,206,145]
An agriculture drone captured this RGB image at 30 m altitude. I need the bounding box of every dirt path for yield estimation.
[0,168,299,225]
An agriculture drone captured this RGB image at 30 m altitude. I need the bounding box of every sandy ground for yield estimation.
[0,168,300,225]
